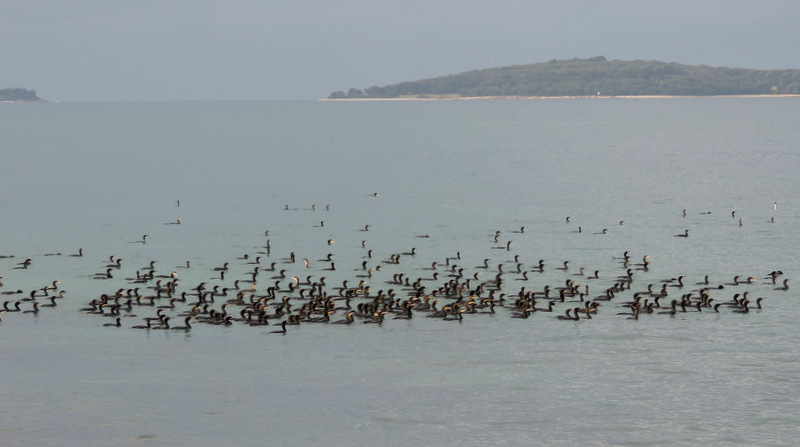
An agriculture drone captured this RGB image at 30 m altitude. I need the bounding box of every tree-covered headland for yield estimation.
[0,88,42,102]
[329,57,800,99]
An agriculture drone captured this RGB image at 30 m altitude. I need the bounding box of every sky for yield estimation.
[3,1,800,102]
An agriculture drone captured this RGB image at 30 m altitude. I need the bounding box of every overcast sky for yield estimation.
[3,1,800,101]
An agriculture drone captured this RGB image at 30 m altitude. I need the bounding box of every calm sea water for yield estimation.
[1,98,799,446]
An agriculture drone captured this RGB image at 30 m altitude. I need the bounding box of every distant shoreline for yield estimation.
[328,57,800,100]
[320,94,800,101]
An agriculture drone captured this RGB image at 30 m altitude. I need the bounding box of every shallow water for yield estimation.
[1,98,799,446]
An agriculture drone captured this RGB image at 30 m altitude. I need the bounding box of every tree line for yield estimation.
[0,88,41,102]
[329,57,800,99]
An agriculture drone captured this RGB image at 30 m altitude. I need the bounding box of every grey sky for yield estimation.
[3,1,799,101]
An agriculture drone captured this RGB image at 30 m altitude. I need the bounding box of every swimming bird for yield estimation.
[765,270,783,284]
[42,280,60,294]
[727,276,754,286]
[40,296,58,308]
[151,316,171,330]
[658,300,679,315]
[492,241,511,250]
[634,255,650,270]
[510,307,531,319]
[269,320,288,334]
[535,300,556,312]
[332,311,356,325]
[131,318,154,329]
[402,248,417,256]
[171,316,193,330]
[23,302,40,314]
[556,308,580,321]
[103,317,122,327]
[3,301,21,312]
[732,299,750,314]
[675,230,689,237]
[94,268,114,279]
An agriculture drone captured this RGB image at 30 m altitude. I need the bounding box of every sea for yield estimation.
[1,98,798,446]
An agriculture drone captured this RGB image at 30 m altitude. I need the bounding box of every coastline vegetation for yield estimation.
[0,88,42,102]
[328,56,800,99]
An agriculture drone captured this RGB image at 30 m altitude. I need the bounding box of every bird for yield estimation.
[556,308,580,321]
[131,318,154,329]
[269,320,288,334]
[103,317,122,327]
[23,302,40,314]
[170,316,193,331]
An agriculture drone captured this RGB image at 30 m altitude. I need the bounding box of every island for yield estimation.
[326,56,800,99]
[1,88,44,102]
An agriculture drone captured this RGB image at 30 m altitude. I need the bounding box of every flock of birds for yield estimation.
[0,202,789,333]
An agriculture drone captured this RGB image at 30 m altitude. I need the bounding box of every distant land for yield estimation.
[0,88,44,102]
[326,56,800,100]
